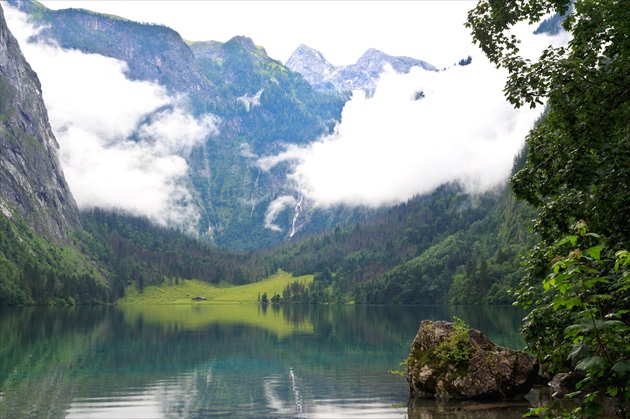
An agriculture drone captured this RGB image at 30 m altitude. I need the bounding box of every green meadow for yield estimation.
[118,270,313,305]
[115,270,315,337]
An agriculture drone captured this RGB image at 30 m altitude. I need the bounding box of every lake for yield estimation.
[0,304,535,418]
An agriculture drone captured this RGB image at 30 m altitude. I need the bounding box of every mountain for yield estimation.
[6,0,349,249]
[0,1,539,308]
[284,44,340,92]
[286,44,437,93]
[8,0,216,101]
[267,180,536,305]
[0,3,106,306]
[188,35,346,151]
[186,36,351,248]
[6,1,445,250]
[533,7,572,36]
[0,3,79,243]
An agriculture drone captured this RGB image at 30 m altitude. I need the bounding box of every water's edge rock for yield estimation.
[406,320,539,400]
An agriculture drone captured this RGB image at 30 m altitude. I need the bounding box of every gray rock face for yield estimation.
[0,4,80,243]
[285,44,340,92]
[286,45,436,93]
[406,320,539,400]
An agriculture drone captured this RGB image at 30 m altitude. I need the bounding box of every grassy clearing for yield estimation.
[117,270,313,305]
[116,270,315,337]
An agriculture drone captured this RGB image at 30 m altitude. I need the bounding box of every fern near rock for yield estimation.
[406,320,538,400]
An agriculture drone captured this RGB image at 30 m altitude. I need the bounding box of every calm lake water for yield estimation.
[0,304,534,418]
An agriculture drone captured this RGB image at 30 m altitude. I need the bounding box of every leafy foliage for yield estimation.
[468,0,630,415]
[517,222,630,417]
[467,0,630,247]
[434,317,473,369]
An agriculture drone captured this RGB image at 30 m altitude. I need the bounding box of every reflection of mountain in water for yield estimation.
[0,305,528,418]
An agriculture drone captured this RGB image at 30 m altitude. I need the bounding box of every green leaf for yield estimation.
[576,356,605,371]
[583,392,599,403]
[556,282,570,294]
[543,277,555,291]
[584,277,609,288]
[567,342,589,360]
[557,235,578,247]
[612,360,630,375]
[602,320,625,329]
[607,386,618,397]
[566,323,585,332]
[565,391,581,399]
[586,245,602,260]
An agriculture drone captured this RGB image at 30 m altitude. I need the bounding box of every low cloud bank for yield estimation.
[5,7,218,228]
[256,20,568,220]
[256,59,540,209]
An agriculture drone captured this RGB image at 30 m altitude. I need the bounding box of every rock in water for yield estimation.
[406,320,538,400]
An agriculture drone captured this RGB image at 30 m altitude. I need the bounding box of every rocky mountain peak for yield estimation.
[287,44,330,66]
[286,45,436,93]
[356,47,386,62]
[355,47,436,74]
[225,35,265,55]
[285,44,338,91]
[0,4,81,242]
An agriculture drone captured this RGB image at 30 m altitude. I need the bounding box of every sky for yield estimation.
[3,1,568,233]
[38,1,475,68]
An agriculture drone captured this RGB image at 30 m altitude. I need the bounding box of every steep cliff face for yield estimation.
[6,0,215,101]
[0,4,80,242]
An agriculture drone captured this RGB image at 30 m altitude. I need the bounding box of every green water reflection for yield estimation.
[0,304,529,418]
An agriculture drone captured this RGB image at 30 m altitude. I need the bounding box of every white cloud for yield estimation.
[4,6,219,228]
[252,16,570,212]
[257,56,542,208]
[5,1,570,233]
[139,108,219,156]
[256,145,305,172]
[237,89,263,112]
[58,126,196,226]
[264,195,296,232]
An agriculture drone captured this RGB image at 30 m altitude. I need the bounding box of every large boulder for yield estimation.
[406,320,539,400]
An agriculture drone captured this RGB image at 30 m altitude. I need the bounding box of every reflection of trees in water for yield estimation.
[0,305,526,417]
[407,397,531,419]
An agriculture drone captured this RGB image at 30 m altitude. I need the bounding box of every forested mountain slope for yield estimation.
[264,174,536,304]
[1,0,539,307]
[74,176,537,306]
[6,0,350,249]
